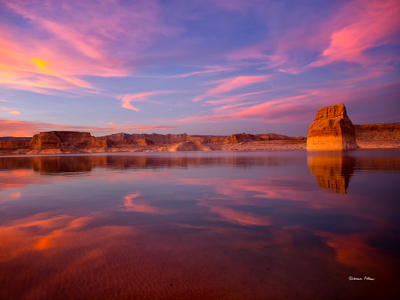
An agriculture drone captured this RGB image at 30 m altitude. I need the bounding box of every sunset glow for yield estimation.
[0,0,398,137]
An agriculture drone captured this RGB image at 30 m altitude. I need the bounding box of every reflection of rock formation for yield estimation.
[0,154,304,174]
[31,156,108,174]
[307,104,357,151]
[308,155,356,193]
[1,153,399,177]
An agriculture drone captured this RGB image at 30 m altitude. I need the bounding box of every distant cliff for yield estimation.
[105,138,155,147]
[0,137,31,149]
[354,123,400,148]
[98,133,226,145]
[30,131,106,149]
[98,133,200,144]
[354,123,400,140]
[203,133,305,145]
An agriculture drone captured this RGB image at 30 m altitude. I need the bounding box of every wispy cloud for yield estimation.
[0,0,173,95]
[310,0,400,68]
[118,91,176,111]
[194,75,272,102]
[0,119,175,137]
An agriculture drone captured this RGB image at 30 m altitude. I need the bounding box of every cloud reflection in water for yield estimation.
[0,151,399,299]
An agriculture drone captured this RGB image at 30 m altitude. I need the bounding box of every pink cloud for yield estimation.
[310,0,400,68]
[194,75,273,101]
[0,0,173,95]
[123,126,175,131]
[224,0,400,76]
[122,192,175,214]
[176,93,314,124]
[119,91,176,111]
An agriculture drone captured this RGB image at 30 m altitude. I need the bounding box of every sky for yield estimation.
[0,0,399,137]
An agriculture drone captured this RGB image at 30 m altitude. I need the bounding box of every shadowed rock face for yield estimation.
[0,140,30,149]
[307,104,357,151]
[98,133,203,145]
[30,131,106,149]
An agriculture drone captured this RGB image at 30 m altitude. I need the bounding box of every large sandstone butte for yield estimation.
[307,104,357,151]
[30,131,106,149]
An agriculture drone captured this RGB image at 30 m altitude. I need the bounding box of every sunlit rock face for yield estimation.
[105,138,155,147]
[308,155,355,193]
[166,141,211,151]
[30,131,106,149]
[307,104,357,151]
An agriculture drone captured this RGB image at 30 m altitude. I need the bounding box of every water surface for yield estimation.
[1,150,399,299]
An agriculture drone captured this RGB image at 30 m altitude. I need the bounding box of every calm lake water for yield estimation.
[1,150,399,300]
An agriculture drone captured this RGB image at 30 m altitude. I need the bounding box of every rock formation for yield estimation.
[99,133,203,145]
[30,131,106,149]
[307,104,357,151]
[105,138,155,148]
[354,123,400,148]
[203,133,305,145]
[0,140,30,149]
[0,137,31,149]
[165,141,211,152]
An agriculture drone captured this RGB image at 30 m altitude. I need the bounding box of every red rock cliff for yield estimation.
[99,133,202,145]
[353,123,400,148]
[202,133,305,145]
[30,131,106,149]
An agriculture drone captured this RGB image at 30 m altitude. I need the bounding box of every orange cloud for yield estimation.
[0,107,20,115]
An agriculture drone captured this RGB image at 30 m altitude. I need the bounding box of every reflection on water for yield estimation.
[0,151,399,299]
[308,151,400,193]
[308,155,355,193]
